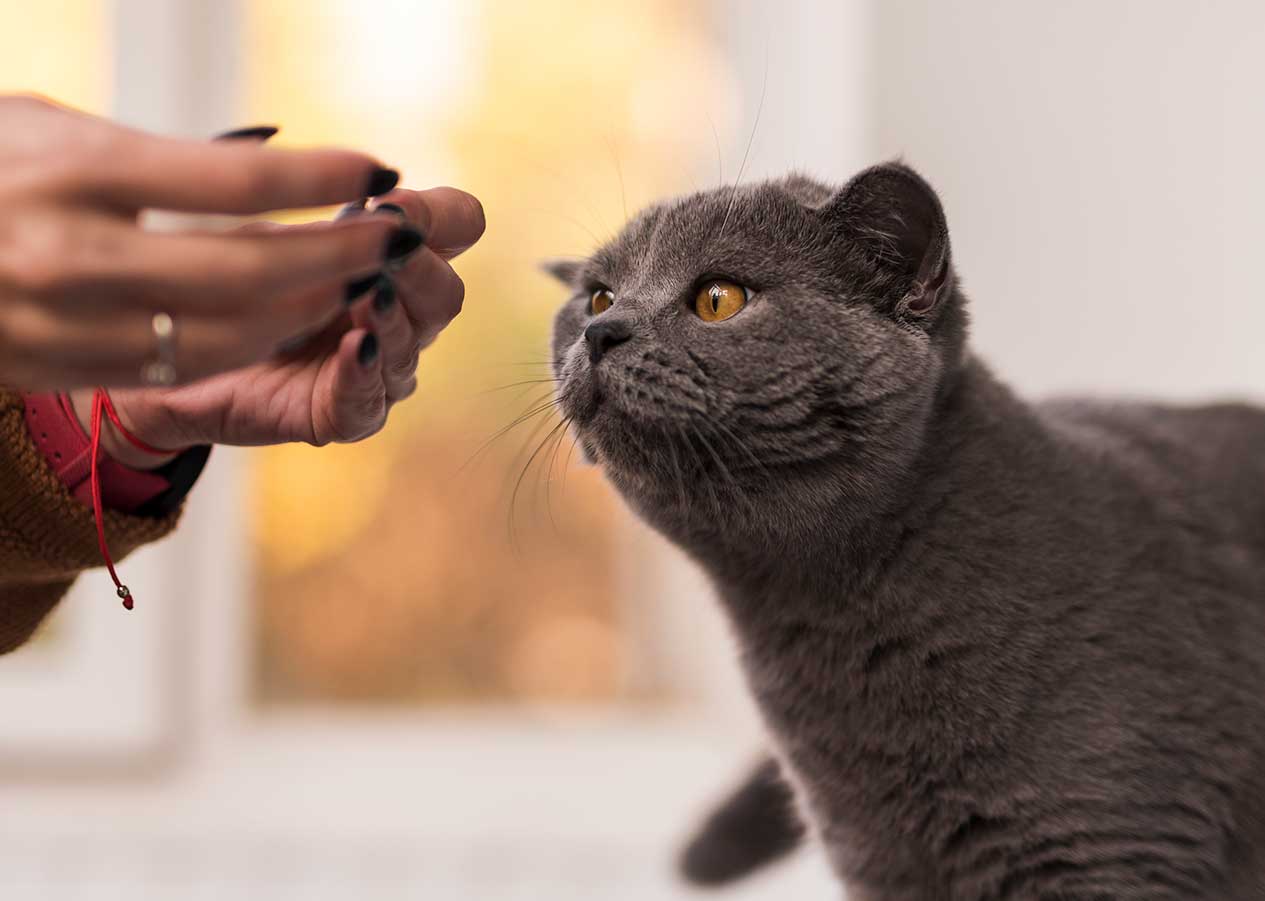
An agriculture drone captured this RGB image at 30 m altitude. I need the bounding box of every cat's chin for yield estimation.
[556,370,601,426]
[573,416,686,491]
[554,379,609,466]
[558,372,691,476]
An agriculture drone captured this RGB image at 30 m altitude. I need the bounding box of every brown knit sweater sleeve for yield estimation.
[0,388,180,653]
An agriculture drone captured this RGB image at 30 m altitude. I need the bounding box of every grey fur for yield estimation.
[548,162,1265,900]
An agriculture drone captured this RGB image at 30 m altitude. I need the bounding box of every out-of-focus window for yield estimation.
[0,1,110,114]
[244,0,731,706]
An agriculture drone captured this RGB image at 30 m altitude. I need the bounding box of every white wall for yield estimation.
[872,0,1265,401]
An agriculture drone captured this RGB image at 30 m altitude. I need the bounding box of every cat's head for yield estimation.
[547,162,967,546]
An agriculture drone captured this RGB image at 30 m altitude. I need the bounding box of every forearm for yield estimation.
[0,388,196,653]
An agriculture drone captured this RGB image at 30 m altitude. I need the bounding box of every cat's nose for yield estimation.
[584,318,633,364]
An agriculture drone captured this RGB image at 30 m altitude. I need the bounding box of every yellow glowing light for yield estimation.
[247,0,729,704]
[0,1,110,114]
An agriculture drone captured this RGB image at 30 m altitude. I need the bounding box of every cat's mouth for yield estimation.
[564,380,607,464]
[559,349,689,427]
[556,363,660,469]
[555,364,604,427]
[556,362,716,481]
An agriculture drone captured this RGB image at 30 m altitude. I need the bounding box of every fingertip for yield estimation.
[234,148,399,214]
[322,329,387,444]
[336,198,369,221]
[373,202,408,221]
[357,331,380,370]
[454,188,487,238]
[386,227,424,263]
[371,277,397,316]
[365,167,400,197]
[345,272,383,304]
[419,186,487,257]
[333,328,380,385]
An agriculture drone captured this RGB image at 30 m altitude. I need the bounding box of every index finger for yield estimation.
[370,186,486,260]
[84,131,401,214]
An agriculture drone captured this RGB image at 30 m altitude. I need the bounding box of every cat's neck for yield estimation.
[696,356,1052,618]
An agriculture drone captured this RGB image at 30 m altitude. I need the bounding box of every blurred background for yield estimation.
[0,0,1262,898]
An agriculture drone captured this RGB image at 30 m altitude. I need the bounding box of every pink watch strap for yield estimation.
[22,391,172,514]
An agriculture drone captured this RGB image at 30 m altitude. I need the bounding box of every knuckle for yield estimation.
[0,305,52,362]
[5,93,57,116]
[331,396,386,444]
[307,423,336,447]
[359,391,387,426]
[5,225,73,294]
[13,259,60,295]
[388,350,418,382]
[391,376,419,403]
[441,270,466,320]
[0,97,109,190]
[229,243,276,291]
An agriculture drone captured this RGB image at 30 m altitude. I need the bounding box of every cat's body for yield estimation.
[548,164,1265,899]
[720,367,1265,899]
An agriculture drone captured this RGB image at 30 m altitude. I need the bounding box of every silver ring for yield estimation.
[140,312,178,386]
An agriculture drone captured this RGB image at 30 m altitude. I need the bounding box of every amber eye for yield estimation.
[590,288,614,315]
[694,280,747,322]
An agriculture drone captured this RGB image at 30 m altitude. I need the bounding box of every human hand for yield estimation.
[0,94,420,389]
[70,187,485,466]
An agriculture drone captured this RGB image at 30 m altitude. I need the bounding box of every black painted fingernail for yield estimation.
[215,125,279,142]
[385,227,424,262]
[345,273,381,303]
[335,198,368,221]
[374,202,408,221]
[372,277,396,314]
[358,333,380,368]
[365,167,399,197]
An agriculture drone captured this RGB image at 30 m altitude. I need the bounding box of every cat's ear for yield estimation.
[827,162,952,319]
[540,257,585,287]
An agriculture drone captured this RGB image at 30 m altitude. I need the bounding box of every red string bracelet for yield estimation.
[89,388,175,610]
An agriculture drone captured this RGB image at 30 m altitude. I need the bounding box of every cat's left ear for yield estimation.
[826,162,952,319]
[540,257,585,286]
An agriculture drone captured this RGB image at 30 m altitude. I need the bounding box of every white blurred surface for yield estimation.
[0,717,835,899]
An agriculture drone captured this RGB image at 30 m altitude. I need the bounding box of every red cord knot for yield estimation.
[88,388,177,612]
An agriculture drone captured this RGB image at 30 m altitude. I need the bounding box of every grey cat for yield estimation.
[546,162,1265,900]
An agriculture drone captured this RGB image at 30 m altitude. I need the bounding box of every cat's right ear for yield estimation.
[540,257,585,287]
[826,162,953,320]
